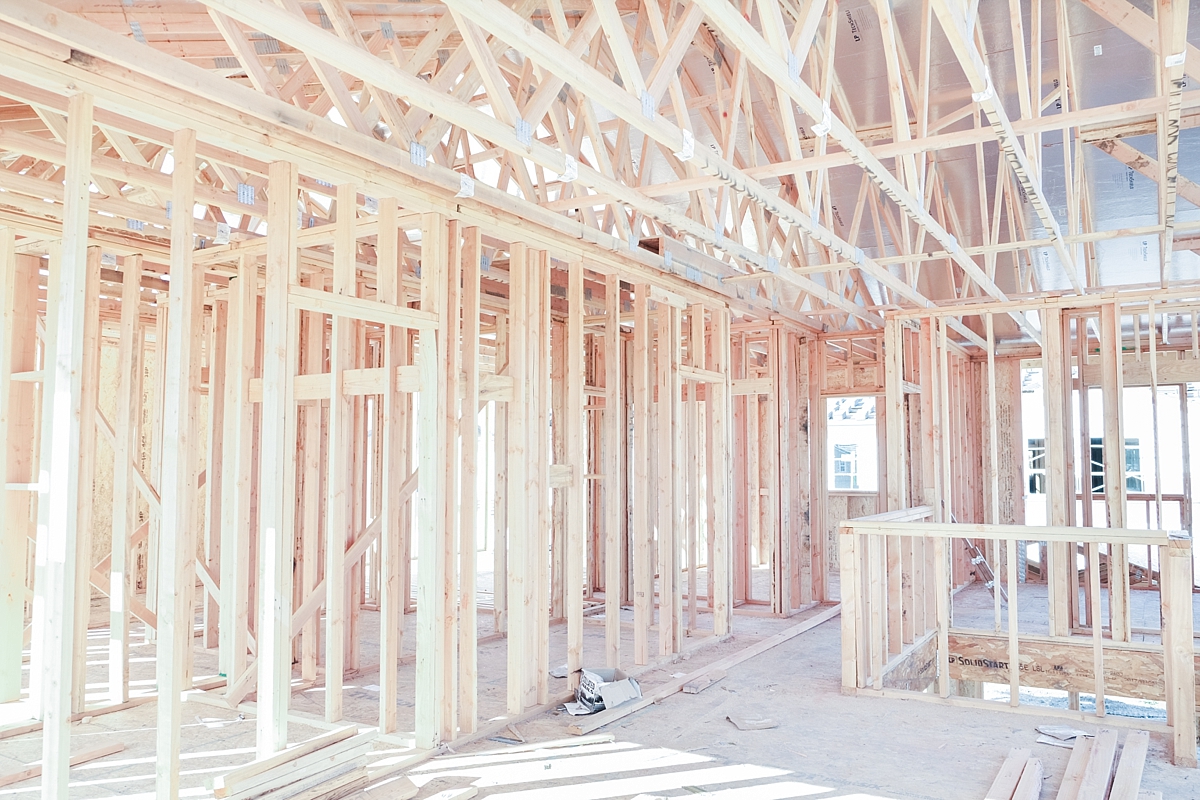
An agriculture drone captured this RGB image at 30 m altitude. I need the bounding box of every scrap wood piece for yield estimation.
[220,732,376,800]
[1054,735,1094,800]
[1108,730,1150,800]
[1077,729,1118,800]
[0,720,42,742]
[0,696,157,743]
[984,748,1031,800]
[566,604,840,736]
[211,726,356,796]
[274,765,368,800]
[1011,758,1043,800]
[0,742,125,789]
[683,669,725,694]
[246,762,361,800]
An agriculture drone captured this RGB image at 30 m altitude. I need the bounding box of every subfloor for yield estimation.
[2,604,1197,799]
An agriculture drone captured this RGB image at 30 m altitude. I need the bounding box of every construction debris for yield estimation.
[208,727,376,800]
[682,669,726,694]
[563,668,642,716]
[726,715,779,731]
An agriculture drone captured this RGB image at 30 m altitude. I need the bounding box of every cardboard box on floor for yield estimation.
[562,668,641,716]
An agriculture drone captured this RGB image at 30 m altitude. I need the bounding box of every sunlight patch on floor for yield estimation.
[410,739,893,800]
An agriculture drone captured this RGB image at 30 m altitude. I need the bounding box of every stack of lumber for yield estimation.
[984,730,1158,800]
[207,727,376,800]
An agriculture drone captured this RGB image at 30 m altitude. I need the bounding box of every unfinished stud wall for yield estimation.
[842,302,1200,768]
[0,107,840,796]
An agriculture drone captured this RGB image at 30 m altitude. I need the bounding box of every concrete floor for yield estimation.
[1,595,1197,798]
[426,610,1199,799]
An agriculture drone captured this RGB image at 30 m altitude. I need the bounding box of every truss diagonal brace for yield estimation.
[185,0,876,326]
[929,0,1083,295]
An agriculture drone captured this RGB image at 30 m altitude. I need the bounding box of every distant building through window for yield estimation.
[827,397,877,492]
[833,444,858,489]
[1027,436,1142,495]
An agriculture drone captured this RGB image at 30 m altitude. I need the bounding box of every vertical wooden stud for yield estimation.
[109,254,142,704]
[257,159,299,756]
[458,226,481,730]
[220,254,255,690]
[33,92,93,800]
[416,212,449,746]
[566,259,585,688]
[603,275,622,666]
[632,284,651,663]
[156,127,201,797]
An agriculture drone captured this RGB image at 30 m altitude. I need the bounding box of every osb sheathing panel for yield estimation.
[883,630,938,693]
[826,492,878,572]
[946,631,1200,705]
[992,358,1024,527]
